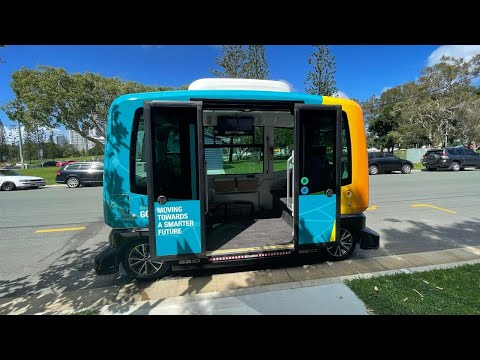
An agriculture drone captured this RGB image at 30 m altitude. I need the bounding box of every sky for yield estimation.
[1,45,480,133]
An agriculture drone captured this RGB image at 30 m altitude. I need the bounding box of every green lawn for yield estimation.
[223,159,263,174]
[346,263,480,315]
[222,159,289,174]
[20,156,96,166]
[17,167,59,185]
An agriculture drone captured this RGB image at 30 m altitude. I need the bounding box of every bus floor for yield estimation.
[205,215,293,252]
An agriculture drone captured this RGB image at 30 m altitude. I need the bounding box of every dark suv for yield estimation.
[56,162,104,188]
[422,147,480,171]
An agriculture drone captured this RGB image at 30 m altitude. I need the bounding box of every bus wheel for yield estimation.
[122,239,170,281]
[324,227,357,261]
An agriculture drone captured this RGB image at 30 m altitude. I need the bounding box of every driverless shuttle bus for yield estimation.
[94,78,379,281]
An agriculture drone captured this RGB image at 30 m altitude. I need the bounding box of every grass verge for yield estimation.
[346,263,480,315]
[17,167,59,185]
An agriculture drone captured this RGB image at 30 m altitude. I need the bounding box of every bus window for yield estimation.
[131,109,147,195]
[341,112,352,186]
[204,127,264,175]
[273,127,294,172]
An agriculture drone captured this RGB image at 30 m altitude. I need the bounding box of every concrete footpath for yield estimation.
[1,245,480,315]
[98,257,480,315]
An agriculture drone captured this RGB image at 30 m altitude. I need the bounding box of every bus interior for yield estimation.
[200,102,339,255]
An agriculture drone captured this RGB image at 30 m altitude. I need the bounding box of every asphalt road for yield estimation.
[1,169,479,302]
[362,169,480,258]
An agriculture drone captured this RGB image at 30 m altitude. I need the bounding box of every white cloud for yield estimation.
[332,90,350,99]
[427,45,480,66]
[382,86,392,93]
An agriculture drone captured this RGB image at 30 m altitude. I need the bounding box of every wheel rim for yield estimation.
[327,228,353,257]
[370,166,378,175]
[403,165,411,173]
[128,243,164,275]
[3,183,13,191]
[67,178,79,187]
[453,163,460,171]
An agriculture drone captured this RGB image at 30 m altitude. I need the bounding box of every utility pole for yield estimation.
[444,120,448,148]
[17,120,24,169]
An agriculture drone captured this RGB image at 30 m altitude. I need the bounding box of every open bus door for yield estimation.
[144,101,206,261]
[294,104,342,249]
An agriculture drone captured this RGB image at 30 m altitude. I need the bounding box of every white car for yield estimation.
[0,169,46,191]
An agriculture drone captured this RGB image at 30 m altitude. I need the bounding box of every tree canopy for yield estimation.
[211,45,270,79]
[3,66,174,146]
[363,55,480,149]
[305,45,337,96]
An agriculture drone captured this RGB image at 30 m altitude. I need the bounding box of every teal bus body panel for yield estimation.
[103,90,323,230]
[154,200,202,256]
[298,195,336,244]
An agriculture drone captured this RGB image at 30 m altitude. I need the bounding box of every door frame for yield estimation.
[144,100,206,261]
[293,104,342,249]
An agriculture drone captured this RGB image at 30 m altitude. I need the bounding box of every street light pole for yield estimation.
[444,120,448,148]
[17,120,24,169]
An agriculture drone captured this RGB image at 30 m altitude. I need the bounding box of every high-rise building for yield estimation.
[55,134,66,146]
[4,126,26,145]
[68,129,105,152]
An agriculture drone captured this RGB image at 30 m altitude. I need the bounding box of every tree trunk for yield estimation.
[228,137,234,162]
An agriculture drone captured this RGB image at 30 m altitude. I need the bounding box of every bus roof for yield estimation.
[188,78,291,92]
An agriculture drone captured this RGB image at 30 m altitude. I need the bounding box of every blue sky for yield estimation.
[1,45,480,132]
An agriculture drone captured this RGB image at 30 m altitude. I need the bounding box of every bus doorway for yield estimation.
[201,102,342,259]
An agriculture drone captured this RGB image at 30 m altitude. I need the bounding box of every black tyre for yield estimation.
[451,162,461,172]
[122,238,170,281]
[1,181,16,191]
[401,164,412,174]
[66,176,81,188]
[324,227,357,261]
[369,165,379,175]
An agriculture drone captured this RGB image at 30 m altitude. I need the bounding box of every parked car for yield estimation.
[0,169,46,191]
[41,161,59,167]
[56,160,78,167]
[422,147,480,171]
[368,152,413,175]
[55,162,104,188]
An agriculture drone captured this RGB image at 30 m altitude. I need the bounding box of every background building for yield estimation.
[54,134,66,146]
[68,129,105,152]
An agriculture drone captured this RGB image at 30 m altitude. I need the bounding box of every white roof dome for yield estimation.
[188,78,291,92]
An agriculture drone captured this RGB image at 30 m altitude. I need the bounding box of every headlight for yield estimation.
[19,179,30,182]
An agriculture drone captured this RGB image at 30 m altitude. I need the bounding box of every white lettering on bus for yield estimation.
[156,206,183,214]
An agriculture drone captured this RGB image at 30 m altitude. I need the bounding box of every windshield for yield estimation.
[0,170,21,176]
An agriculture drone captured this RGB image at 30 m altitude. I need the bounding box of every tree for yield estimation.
[44,133,61,160]
[62,144,81,158]
[211,45,247,78]
[3,66,174,148]
[88,144,105,156]
[23,128,36,163]
[367,105,400,151]
[243,45,269,79]
[399,55,480,147]
[305,45,337,96]
[0,120,7,162]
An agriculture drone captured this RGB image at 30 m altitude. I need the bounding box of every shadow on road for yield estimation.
[0,243,129,315]
[379,218,480,255]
